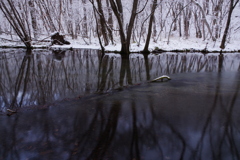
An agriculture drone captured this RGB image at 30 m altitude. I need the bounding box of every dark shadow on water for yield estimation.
[52,49,66,62]
[1,49,240,159]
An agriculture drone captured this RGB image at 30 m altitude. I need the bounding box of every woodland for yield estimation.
[1,2,240,158]
[0,0,239,53]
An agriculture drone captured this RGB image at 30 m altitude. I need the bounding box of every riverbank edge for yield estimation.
[0,45,239,54]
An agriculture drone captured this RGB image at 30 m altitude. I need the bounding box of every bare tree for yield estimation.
[0,0,239,51]
[220,0,239,49]
[109,0,148,54]
[142,0,158,53]
[182,0,192,39]
[192,0,216,41]
[0,0,32,48]
[212,0,224,39]
[89,0,111,46]
[28,0,38,40]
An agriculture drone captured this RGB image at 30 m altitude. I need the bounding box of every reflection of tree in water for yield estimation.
[97,54,121,92]
[1,50,240,110]
[0,50,32,108]
[148,53,220,75]
[1,53,240,159]
[2,81,239,159]
[189,55,240,160]
[0,49,102,109]
[52,49,66,62]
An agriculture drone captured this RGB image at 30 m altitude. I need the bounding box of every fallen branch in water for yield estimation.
[151,75,171,82]
[6,109,17,116]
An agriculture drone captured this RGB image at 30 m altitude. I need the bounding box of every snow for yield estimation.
[0,33,239,53]
[43,35,240,52]
[0,0,240,53]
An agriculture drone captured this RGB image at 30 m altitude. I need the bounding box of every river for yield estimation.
[0,49,240,160]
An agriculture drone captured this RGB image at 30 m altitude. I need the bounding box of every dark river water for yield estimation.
[0,49,240,160]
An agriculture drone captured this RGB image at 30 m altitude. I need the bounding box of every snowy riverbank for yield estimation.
[0,35,240,53]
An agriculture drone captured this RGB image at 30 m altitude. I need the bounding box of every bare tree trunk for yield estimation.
[152,15,157,41]
[0,0,32,48]
[28,0,38,40]
[106,0,114,44]
[39,0,57,32]
[167,2,192,44]
[125,0,140,54]
[203,0,210,15]
[194,10,202,38]
[82,0,88,38]
[96,1,109,46]
[109,0,148,54]
[94,12,105,53]
[220,0,239,49]
[178,3,182,37]
[183,3,192,39]
[143,0,158,53]
[212,0,224,39]
[109,0,127,53]
[106,0,113,29]
[192,0,216,41]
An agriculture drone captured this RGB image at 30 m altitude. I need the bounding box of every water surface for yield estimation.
[0,49,240,160]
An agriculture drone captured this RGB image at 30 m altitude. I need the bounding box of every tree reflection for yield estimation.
[1,64,240,159]
[1,50,240,159]
[1,50,240,110]
[97,54,120,92]
[120,54,132,87]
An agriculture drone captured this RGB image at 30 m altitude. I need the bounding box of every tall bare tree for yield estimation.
[220,0,239,49]
[28,0,38,40]
[0,0,32,48]
[142,0,158,53]
[109,0,147,54]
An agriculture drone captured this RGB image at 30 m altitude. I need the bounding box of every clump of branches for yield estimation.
[0,0,32,48]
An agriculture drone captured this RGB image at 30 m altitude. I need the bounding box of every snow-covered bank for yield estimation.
[0,0,240,54]
[0,35,240,53]
[35,37,240,53]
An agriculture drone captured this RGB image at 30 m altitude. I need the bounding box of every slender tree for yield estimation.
[0,0,32,48]
[142,0,158,53]
[220,0,239,49]
[192,0,216,41]
[109,0,147,54]
[28,0,38,40]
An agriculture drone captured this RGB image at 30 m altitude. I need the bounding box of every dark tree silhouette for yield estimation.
[220,0,239,49]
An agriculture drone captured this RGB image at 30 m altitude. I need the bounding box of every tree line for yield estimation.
[0,0,239,53]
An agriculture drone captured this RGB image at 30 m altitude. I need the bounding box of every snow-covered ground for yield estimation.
[0,0,240,53]
[0,34,239,53]
[37,36,240,53]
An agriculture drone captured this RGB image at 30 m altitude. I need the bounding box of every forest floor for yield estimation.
[0,34,240,53]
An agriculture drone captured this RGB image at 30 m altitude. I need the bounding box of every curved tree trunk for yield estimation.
[192,0,216,41]
[109,0,127,53]
[125,0,139,54]
[142,0,158,53]
[109,0,140,54]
